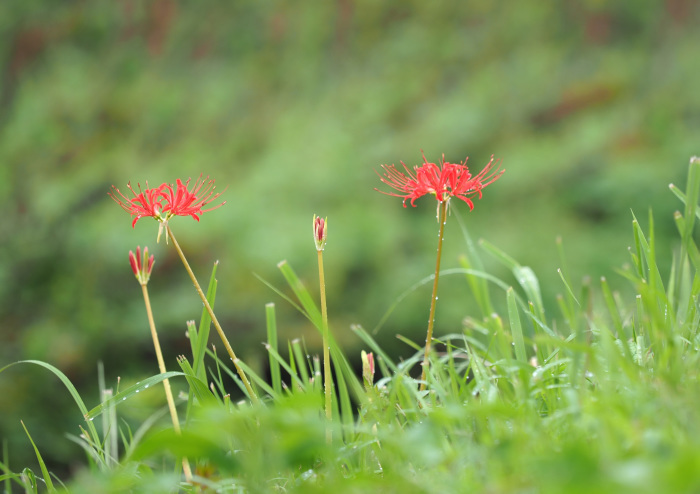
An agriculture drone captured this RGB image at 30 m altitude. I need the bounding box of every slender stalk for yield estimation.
[166,224,259,404]
[140,284,193,482]
[317,249,332,443]
[420,200,448,390]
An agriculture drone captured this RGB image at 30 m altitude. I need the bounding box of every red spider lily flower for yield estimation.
[109,182,167,227]
[160,176,226,222]
[313,215,327,251]
[129,246,155,285]
[376,153,504,209]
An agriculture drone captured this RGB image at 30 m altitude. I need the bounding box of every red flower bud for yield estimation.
[313,215,327,251]
[129,246,155,285]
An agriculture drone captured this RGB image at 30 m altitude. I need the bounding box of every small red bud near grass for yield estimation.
[313,215,327,251]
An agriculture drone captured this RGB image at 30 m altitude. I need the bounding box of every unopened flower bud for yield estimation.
[313,215,327,251]
[129,246,155,285]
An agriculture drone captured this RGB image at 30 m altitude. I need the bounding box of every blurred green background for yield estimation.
[1,0,698,478]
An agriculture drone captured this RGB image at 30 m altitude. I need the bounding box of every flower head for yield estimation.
[161,176,226,222]
[109,182,167,227]
[376,153,504,209]
[129,246,155,285]
[313,215,327,251]
[111,176,226,243]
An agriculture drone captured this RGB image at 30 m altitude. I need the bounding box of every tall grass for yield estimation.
[2,157,700,493]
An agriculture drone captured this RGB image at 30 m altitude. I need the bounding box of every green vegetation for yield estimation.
[1,157,699,492]
[2,2,700,491]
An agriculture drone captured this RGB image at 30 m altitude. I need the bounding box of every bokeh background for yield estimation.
[1,0,698,478]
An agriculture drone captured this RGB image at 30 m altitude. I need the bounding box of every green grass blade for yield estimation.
[458,255,494,318]
[507,288,527,363]
[674,212,700,273]
[265,303,282,396]
[453,210,493,317]
[312,356,322,394]
[396,334,423,351]
[514,265,545,321]
[330,344,365,405]
[350,324,398,373]
[291,339,311,386]
[481,240,545,320]
[233,358,279,400]
[176,356,219,405]
[193,261,219,382]
[277,260,322,328]
[601,276,624,337]
[20,421,55,492]
[479,238,520,270]
[254,272,318,327]
[0,361,101,452]
[20,468,37,494]
[264,342,307,394]
[631,212,668,302]
[85,371,185,420]
[203,347,267,400]
[332,355,354,440]
[631,215,646,279]
[287,340,299,390]
[682,158,700,260]
[557,268,580,308]
[1,443,23,493]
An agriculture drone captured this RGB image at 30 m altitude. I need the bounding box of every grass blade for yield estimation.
[350,324,398,373]
[507,287,527,363]
[20,421,55,492]
[177,356,219,405]
[0,361,101,453]
[277,260,322,328]
[85,371,185,420]
[265,303,282,396]
[600,276,624,338]
[193,261,219,382]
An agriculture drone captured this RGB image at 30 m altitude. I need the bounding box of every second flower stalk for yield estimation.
[130,246,193,482]
[313,215,333,443]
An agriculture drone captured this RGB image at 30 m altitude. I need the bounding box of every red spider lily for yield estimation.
[376,154,504,209]
[313,215,327,251]
[109,182,167,227]
[129,246,155,285]
[160,176,226,222]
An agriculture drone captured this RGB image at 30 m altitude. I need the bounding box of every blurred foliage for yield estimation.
[1,0,699,478]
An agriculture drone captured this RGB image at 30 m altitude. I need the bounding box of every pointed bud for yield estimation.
[313,215,327,251]
[129,250,139,278]
[129,246,155,285]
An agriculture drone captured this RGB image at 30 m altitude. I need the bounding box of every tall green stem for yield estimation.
[140,283,193,482]
[420,200,448,390]
[166,224,259,404]
[317,249,332,443]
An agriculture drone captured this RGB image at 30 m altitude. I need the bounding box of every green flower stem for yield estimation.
[420,200,448,391]
[166,224,259,405]
[317,249,332,443]
[140,283,193,482]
